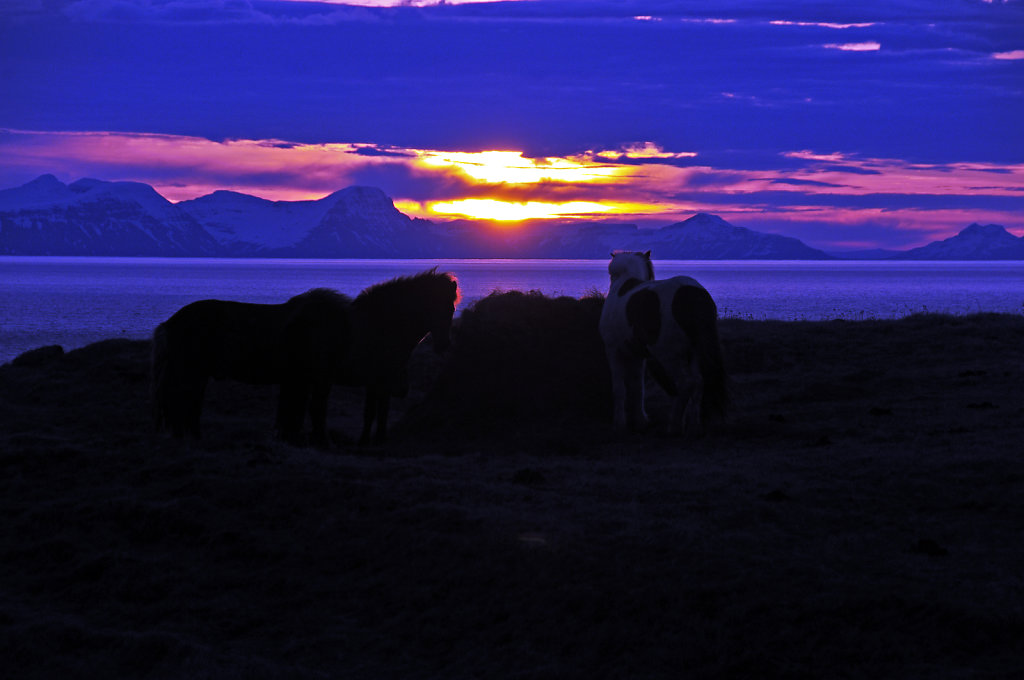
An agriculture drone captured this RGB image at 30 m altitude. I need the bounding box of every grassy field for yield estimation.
[2,292,1023,678]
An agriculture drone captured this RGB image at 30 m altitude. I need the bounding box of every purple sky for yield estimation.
[1,0,1022,250]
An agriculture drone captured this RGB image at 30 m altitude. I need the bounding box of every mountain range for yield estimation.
[1,175,1020,260]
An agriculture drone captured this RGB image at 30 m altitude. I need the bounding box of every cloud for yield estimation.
[4,0,1019,164]
[3,127,1022,249]
[2,0,1022,248]
[822,41,880,51]
[56,0,384,24]
[770,178,845,188]
[770,20,876,29]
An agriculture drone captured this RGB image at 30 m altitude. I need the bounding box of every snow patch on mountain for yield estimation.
[2,175,1019,260]
[0,175,219,255]
[894,223,1024,260]
[179,190,337,250]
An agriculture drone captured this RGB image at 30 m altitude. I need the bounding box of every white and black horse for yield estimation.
[599,251,728,435]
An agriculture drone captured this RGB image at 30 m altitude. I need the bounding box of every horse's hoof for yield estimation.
[628,419,650,434]
[275,431,306,447]
[328,429,354,447]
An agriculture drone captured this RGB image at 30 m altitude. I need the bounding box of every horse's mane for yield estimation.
[354,268,460,311]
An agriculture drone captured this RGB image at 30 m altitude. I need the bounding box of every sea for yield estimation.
[2,256,1024,364]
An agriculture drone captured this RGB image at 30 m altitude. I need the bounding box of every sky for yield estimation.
[1,0,1022,250]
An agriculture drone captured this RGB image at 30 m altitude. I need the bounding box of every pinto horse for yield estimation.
[599,251,728,435]
[151,288,352,446]
[343,268,459,445]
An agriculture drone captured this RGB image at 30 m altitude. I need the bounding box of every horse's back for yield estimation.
[283,290,353,383]
[640,275,705,296]
[161,298,294,383]
[160,291,353,385]
[608,275,707,334]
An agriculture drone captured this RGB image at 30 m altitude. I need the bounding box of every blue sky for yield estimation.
[1,0,1022,249]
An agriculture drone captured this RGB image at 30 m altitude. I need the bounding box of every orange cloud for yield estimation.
[1,128,1021,249]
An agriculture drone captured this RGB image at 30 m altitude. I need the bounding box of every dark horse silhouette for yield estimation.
[342,268,459,445]
[151,288,352,446]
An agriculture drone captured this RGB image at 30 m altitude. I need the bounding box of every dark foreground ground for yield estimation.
[2,293,1024,679]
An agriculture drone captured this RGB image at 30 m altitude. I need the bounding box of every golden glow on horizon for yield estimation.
[427,199,615,221]
[415,150,627,185]
[3,128,1022,246]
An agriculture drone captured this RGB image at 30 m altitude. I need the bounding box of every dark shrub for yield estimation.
[405,291,611,437]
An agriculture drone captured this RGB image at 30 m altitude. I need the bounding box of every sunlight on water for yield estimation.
[2,257,1023,363]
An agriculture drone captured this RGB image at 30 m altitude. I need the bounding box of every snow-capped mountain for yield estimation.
[287,186,444,258]
[0,175,219,255]
[177,190,336,253]
[179,185,450,257]
[648,213,833,259]
[2,175,1018,260]
[536,213,833,259]
[892,223,1024,260]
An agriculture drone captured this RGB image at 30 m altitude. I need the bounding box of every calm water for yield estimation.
[2,257,1024,364]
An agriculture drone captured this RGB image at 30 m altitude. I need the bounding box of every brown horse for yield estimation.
[343,268,459,445]
[151,288,352,446]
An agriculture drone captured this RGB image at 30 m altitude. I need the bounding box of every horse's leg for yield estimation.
[276,379,308,445]
[162,372,183,438]
[373,393,391,445]
[162,367,189,439]
[168,389,185,440]
[359,387,377,446]
[185,374,208,440]
[307,381,331,449]
[681,356,705,437]
[668,352,704,437]
[625,356,648,432]
[605,348,629,433]
[607,347,646,433]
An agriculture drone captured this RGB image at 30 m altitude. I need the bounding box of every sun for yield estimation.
[427,199,614,221]
[392,145,690,223]
[414,150,625,185]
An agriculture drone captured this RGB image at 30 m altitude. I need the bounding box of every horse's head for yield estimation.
[608,250,655,283]
[425,271,460,353]
[353,269,460,356]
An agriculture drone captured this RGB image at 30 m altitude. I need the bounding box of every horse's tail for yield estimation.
[673,285,729,424]
[151,321,172,433]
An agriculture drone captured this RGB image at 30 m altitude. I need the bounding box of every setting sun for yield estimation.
[427,198,615,221]
[415,150,626,185]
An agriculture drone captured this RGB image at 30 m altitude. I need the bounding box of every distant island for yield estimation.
[1,174,1022,260]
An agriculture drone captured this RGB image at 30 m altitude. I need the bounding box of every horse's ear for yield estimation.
[643,250,651,259]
